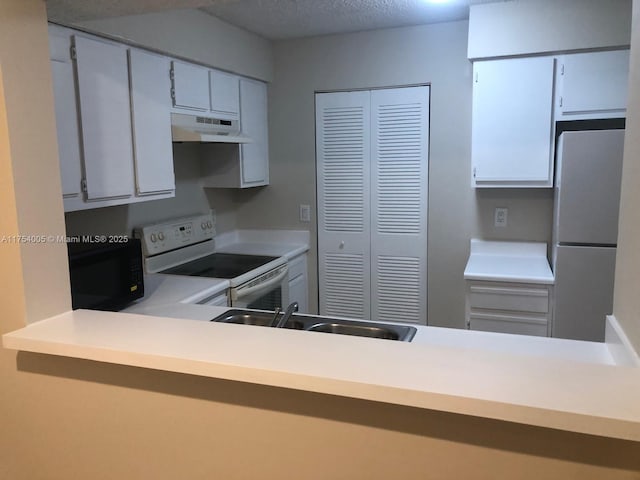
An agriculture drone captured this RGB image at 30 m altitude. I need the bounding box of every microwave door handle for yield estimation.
[231,266,289,302]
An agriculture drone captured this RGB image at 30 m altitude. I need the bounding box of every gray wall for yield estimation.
[74,9,273,81]
[65,144,239,236]
[239,20,553,325]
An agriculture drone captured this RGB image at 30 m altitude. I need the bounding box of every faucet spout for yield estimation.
[276,302,298,328]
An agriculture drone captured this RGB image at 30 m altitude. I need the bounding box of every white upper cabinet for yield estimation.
[200,78,270,188]
[49,27,83,206]
[239,78,269,186]
[556,50,630,119]
[472,56,555,188]
[209,70,239,119]
[74,35,135,200]
[171,61,210,111]
[49,26,175,211]
[129,49,175,195]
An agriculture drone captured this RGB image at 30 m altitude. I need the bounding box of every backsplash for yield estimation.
[64,143,238,237]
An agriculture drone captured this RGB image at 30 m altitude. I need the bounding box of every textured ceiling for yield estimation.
[46,0,219,23]
[47,0,507,40]
[201,0,501,40]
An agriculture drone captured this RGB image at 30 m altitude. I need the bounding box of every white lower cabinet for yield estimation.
[465,281,553,337]
[287,254,308,314]
[197,291,229,307]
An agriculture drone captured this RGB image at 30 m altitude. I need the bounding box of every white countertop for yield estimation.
[3,308,639,442]
[129,273,229,305]
[215,229,310,260]
[8,232,639,441]
[464,239,554,285]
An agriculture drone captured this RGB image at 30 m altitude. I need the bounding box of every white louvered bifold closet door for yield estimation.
[316,87,429,323]
[371,87,429,324]
[316,91,372,319]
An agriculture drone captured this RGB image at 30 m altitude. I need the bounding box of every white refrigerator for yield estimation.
[552,128,625,342]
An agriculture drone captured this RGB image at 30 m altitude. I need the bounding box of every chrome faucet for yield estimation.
[276,302,298,328]
[269,307,281,327]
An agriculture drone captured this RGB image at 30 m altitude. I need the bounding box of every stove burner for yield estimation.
[160,253,279,279]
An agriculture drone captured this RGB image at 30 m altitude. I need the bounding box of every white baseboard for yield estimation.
[605,315,640,367]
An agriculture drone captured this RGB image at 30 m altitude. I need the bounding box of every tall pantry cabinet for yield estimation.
[316,86,429,324]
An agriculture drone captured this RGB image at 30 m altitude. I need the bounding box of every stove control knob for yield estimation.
[158,232,165,241]
[201,222,207,230]
[150,233,157,243]
[207,221,213,229]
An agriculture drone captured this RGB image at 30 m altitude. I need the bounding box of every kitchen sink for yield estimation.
[211,309,416,342]
[212,310,278,327]
[307,322,403,340]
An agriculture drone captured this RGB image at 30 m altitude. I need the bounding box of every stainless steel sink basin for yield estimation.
[307,322,402,340]
[212,310,277,327]
[211,309,416,342]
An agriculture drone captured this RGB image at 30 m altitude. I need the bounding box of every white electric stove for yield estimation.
[134,213,289,310]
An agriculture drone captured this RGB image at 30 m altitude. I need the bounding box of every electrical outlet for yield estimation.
[494,207,508,227]
[300,204,311,223]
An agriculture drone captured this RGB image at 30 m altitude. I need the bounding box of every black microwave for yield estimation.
[67,238,144,311]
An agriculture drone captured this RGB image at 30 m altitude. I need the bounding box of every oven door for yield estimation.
[231,264,289,310]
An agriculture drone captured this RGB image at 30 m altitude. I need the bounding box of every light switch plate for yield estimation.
[494,207,508,227]
[300,204,311,223]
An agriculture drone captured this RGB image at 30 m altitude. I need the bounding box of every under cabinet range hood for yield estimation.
[170,113,252,144]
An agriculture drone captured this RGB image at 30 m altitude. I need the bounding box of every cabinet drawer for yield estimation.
[469,312,548,337]
[469,285,549,313]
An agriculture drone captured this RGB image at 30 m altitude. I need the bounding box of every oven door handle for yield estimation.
[231,265,289,301]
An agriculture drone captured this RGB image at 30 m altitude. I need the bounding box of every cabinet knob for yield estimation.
[339,241,345,249]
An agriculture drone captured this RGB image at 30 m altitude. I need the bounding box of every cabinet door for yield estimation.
[558,50,629,118]
[288,255,308,313]
[210,70,239,119]
[171,61,209,111]
[370,86,429,324]
[288,275,307,314]
[49,30,82,202]
[316,91,372,319]
[239,78,269,186]
[74,35,134,200]
[129,49,175,195]
[472,57,555,187]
